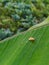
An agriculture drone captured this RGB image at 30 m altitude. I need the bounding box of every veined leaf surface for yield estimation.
[0,17,49,65]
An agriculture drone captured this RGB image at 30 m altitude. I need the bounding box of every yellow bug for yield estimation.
[29,37,35,41]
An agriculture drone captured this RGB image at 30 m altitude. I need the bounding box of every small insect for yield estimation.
[29,37,35,41]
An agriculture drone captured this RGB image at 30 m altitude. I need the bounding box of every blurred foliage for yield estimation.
[0,0,49,40]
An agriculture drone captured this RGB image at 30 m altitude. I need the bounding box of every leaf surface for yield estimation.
[0,17,49,65]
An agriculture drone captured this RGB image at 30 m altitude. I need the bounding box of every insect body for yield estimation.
[29,37,35,41]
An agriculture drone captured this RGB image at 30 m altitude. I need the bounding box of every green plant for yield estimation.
[0,0,49,40]
[0,17,49,65]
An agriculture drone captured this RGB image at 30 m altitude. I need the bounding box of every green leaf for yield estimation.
[0,17,49,65]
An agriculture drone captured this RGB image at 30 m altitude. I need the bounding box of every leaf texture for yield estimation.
[0,17,49,65]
